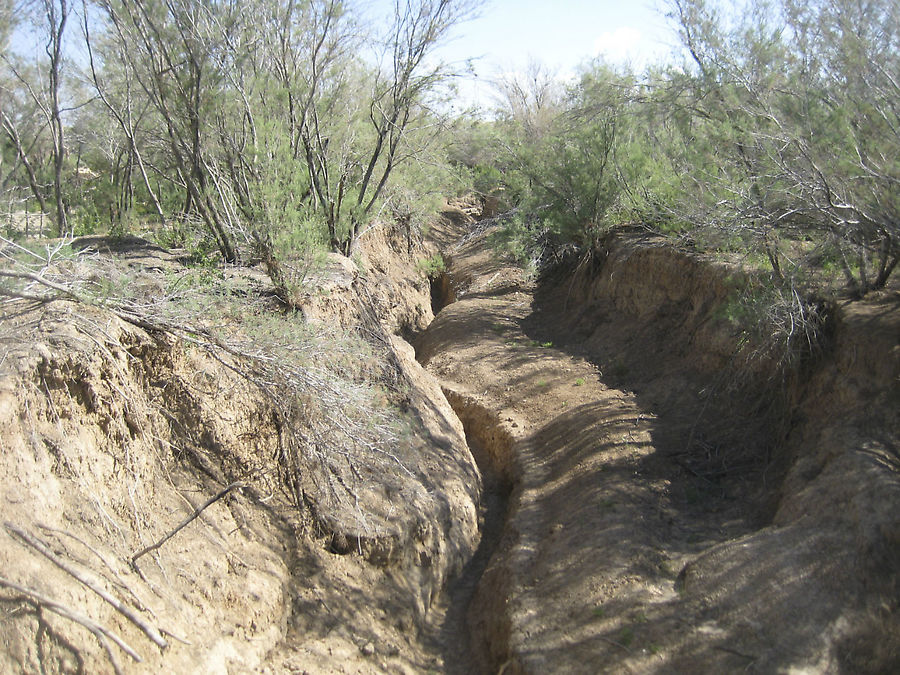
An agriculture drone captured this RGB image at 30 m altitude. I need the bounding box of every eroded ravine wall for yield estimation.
[532,234,900,671]
[0,216,486,673]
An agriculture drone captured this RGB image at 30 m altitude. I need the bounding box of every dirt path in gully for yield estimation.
[415,208,771,673]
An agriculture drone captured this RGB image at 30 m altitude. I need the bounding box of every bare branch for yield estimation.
[0,574,142,666]
[4,522,169,650]
[130,482,244,567]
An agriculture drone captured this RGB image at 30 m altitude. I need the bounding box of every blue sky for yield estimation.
[438,0,676,71]
[7,0,680,111]
[419,0,680,107]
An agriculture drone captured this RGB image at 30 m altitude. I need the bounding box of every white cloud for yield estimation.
[592,26,643,62]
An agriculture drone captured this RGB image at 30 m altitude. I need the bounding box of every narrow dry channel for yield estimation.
[430,422,511,674]
[417,253,520,672]
[412,207,777,672]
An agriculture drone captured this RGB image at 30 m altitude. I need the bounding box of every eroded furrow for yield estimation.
[426,392,516,674]
[416,206,898,674]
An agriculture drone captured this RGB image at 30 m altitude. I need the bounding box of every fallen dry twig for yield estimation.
[0,269,87,302]
[130,482,244,568]
[4,522,168,650]
[37,523,156,617]
[0,574,140,671]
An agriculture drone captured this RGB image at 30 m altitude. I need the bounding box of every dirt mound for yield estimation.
[297,219,439,340]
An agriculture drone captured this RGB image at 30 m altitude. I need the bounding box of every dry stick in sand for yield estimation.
[37,523,152,612]
[0,269,87,302]
[130,482,244,568]
[0,574,140,672]
[3,522,168,650]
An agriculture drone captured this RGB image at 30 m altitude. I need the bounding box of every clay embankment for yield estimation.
[0,225,485,674]
[416,214,899,673]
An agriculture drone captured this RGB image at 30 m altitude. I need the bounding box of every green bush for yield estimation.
[416,254,446,279]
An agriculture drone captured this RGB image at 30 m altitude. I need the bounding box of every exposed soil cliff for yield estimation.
[0,221,482,674]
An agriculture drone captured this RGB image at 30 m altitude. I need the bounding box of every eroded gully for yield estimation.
[411,209,762,674]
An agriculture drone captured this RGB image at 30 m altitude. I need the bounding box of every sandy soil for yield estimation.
[415,204,899,673]
[0,225,483,674]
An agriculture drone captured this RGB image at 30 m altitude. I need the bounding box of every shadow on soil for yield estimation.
[499,264,898,671]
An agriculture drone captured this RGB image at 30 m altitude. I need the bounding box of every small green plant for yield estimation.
[71,213,100,237]
[619,627,635,647]
[154,218,191,249]
[541,341,553,348]
[351,251,366,276]
[574,377,585,386]
[416,254,446,278]
[487,212,547,275]
[180,267,221,288]
[107,212,137,240]
[592,607,606,619]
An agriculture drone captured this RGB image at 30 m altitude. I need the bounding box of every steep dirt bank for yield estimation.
[416,213,899,672]
[0,219,485,673]
[0,301,292,674]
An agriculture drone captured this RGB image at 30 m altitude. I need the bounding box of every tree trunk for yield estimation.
[1,111,50,218]
[46,0,70,236]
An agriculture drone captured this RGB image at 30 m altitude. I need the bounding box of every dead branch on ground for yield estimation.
[0,269,87,302]
[37,523,156,617]
[130,482,244,568]
[0,574,140,672]
[4,522,168,650]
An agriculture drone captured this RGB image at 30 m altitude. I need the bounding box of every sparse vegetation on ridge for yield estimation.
[0,231,417,533]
